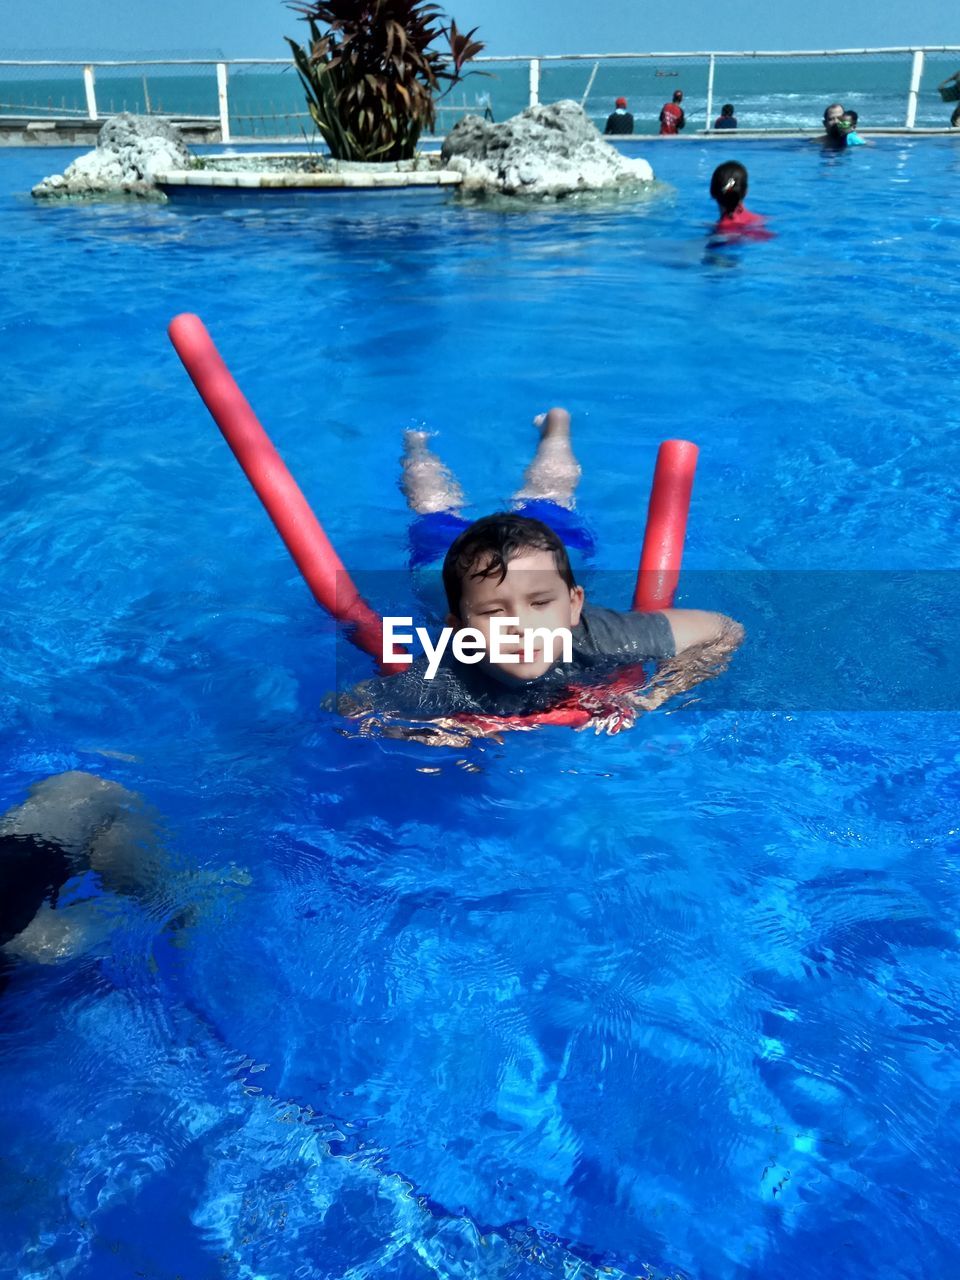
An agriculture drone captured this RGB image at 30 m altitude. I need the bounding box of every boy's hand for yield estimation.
[384,718,505,748]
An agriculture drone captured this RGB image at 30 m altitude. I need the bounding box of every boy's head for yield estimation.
[442,513,584,681]
[673,90,684,103]
[841,109,858,129]
[720,103,735,118]
[615,96,627,109]
[709,160,748,214]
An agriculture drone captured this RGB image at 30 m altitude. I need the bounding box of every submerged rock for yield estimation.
[441,99,654,198]
[32,114,193,199]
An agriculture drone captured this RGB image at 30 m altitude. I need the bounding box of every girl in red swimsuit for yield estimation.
[709,161,770,236]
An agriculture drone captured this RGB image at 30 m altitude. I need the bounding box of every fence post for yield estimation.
[905,49,924,128]
[705,53,715,130]
[217,62,231,142]
[529,57,541,107]
[83,64,98,121]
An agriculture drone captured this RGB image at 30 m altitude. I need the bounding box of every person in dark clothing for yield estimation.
[659,89,685,135]
[0,772,160,984]
[714,103,737,130]
[1,771,248,989]
[938,67,960,125]
[604,96,634,135]
[0,833,72,952]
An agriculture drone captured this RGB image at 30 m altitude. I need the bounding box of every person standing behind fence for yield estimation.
[659,90,685,135]
[714,103,737,130]
[604,96,634,135]
[942,70,960,127]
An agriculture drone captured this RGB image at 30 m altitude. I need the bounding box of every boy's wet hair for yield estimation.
[710,160,748,214]
[720,103,735,116]
[442,513,577,618]
[843,109,859,126]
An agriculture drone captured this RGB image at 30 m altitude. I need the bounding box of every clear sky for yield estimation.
[6,0,956,58]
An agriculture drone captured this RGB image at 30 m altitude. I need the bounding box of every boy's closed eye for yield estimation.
[476,598,556,614]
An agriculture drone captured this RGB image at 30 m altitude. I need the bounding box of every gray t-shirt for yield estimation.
[342,605,675,721]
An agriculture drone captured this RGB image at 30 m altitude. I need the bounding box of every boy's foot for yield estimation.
[404,427,435,448]
[403,428,433,452]
[533,407,572,439]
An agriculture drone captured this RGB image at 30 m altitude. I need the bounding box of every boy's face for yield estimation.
[451,548,584,681]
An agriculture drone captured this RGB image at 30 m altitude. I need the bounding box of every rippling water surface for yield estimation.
[1,140,960,1279]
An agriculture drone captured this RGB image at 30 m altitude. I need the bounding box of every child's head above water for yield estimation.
[441,513,584,681]
[709,160,748,216]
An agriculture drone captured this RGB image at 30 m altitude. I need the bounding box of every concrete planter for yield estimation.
[154,153,462,199]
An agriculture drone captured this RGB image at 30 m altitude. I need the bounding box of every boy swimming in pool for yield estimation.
[337,410,743,742]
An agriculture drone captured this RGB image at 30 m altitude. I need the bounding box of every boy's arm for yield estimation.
[633,613,745,711]
[659,608,733,654]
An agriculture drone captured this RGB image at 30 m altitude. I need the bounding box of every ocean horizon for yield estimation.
[2,52,958,137]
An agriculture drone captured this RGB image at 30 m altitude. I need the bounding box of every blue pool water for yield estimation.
[2,139,960,1279]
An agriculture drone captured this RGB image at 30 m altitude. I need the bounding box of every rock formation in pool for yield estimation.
[440,99,654,198]
[32,114,193,200]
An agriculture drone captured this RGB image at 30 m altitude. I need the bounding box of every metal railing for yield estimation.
[2,46,959,141]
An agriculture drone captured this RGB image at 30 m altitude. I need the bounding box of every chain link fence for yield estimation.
[0,64,89,118]
[0,60,222,126]
[921,50,960,129]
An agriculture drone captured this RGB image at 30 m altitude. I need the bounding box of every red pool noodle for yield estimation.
[633,439,699,612]
[168,313,405,673]
[168,314,694,731]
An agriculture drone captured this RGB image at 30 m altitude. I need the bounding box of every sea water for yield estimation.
[3,51,960,136]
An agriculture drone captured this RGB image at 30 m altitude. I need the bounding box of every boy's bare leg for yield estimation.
[512,408,582,510]
[0,771,146,855]
[400,430,466,515]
